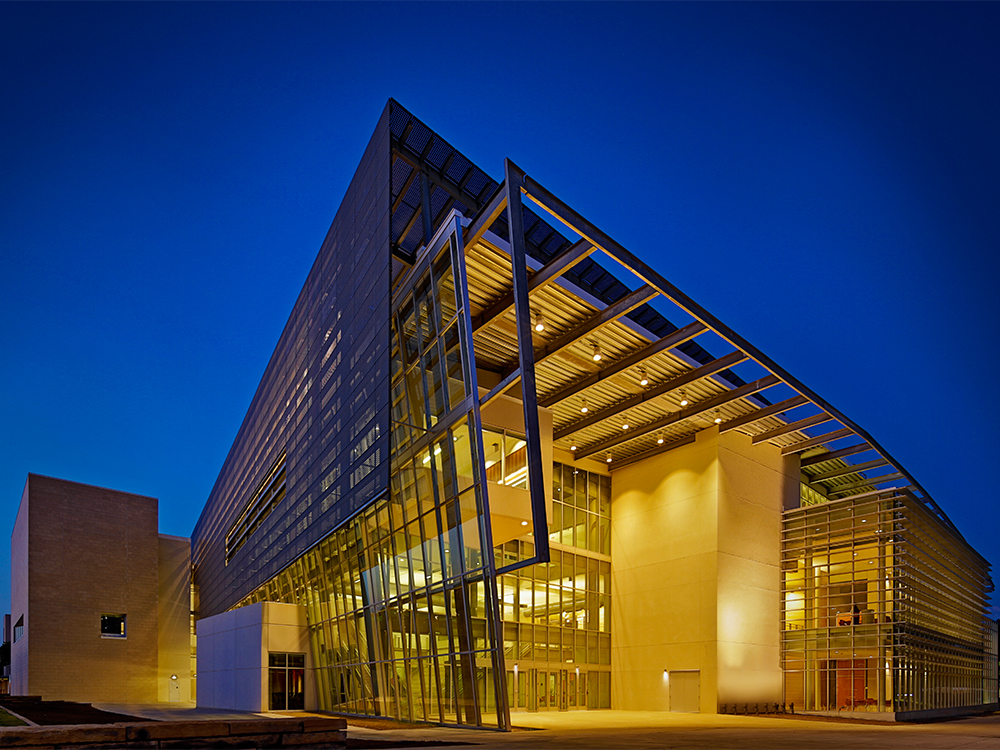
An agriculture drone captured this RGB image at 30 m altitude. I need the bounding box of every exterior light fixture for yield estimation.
[713,409,722,424]
[657,432,664,445]
[592,343,602,362]
[521,521,528,526]
[622,423,629,431]
[570,445,577,451]
[606,452,612,463]
[639,368,649,387]
[534,312,545,333]
[580,399,588,414]
[679,389,689,407]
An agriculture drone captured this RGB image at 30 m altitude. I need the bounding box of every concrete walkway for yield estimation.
[91,705,1000,749]
[415,710,1000,749]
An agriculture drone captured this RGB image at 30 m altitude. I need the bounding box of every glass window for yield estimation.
[101,613,126,638]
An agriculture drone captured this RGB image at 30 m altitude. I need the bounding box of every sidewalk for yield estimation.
[88,706,1000,750]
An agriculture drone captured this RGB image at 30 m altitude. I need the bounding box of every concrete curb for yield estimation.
[0,716,347,748]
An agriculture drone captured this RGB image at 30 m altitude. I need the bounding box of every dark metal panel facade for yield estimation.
[192,103,392,618]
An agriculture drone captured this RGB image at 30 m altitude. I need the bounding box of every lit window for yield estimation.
[101,613,127,638]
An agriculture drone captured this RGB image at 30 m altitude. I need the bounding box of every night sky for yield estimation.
[2,3,998,619]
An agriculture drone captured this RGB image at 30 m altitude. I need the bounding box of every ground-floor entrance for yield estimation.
[269,653,306,710]
[506,666,611,711]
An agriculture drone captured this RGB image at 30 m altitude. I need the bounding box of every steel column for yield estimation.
[503,158,549,567]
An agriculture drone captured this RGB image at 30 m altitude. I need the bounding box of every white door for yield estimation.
[669,670,700,713]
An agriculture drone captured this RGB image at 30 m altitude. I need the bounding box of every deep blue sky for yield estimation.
[2,3,998,618]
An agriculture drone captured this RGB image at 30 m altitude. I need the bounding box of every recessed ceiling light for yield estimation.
[534,312,545,333]
[679,389,689,407]
[580,399,588,414]
[592,343,602,362]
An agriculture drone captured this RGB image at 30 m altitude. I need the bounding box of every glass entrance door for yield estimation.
[269,652,306,710]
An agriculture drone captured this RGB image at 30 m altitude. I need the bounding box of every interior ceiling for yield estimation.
[384,98,962,541]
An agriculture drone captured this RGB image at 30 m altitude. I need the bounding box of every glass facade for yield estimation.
[550,462,611,556]
[237,225,509,727]
[490,461,613,712]
[782,491,997,714]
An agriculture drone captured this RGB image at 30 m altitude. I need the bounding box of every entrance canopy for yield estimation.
[385,99,963,544]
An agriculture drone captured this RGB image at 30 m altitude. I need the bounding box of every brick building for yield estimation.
[9,474,192,703]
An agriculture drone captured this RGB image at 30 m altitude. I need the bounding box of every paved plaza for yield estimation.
[88,705,1000,749]
[368,710,1000,750]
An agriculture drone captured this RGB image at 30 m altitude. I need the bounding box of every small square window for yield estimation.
[101,613,126,638]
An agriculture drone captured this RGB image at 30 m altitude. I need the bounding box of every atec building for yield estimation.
[12,100,997,725]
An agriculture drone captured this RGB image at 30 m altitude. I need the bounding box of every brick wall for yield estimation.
[22,474,160,702]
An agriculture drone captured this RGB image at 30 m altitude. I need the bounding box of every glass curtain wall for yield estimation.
[238,226,508,727]
[493,462,612,712]
[782,491,994,714]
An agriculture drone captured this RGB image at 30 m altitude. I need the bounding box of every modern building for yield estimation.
[9,474,193,703]
[182,99,995,726]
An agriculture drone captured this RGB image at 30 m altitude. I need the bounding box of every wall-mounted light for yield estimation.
[679,389,689,407]
[580,399,588,414]
[592,343,602,362]
[534,311,545,333]
[639,368,649,387]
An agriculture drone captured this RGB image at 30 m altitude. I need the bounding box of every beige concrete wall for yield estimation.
[157,535,192,702]
[196,603,266,711]
[610,428,795,712]
[611,429,722,712]
[197,602,314,711]
[20,474,160,702]
[10,480,29,695]
[715,430,796,707]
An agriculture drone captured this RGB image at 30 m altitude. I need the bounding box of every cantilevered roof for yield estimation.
[385,98,964,542]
